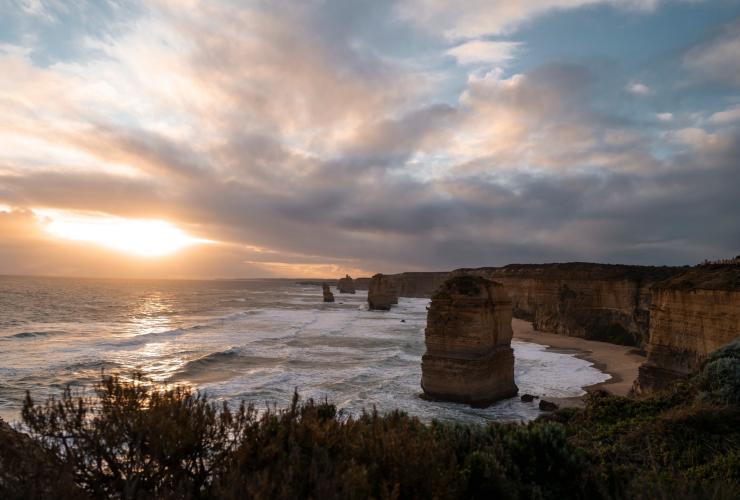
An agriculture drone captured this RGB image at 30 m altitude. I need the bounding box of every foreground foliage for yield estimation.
[2,357,739,499]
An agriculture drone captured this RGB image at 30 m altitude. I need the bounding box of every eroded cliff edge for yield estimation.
[363,263,685,346]
[634,264,740,394]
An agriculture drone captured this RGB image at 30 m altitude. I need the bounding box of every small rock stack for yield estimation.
[368,273,399,310]
[421,275,518,407]
[337,275,356,294]
[322,283,335,303]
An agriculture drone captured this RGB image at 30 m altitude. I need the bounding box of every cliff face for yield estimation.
[634,264,740,394]
[421,276,517,406]
[368,274,399,310]
[366,263,685,346]
[389,272,450,298]
[459,263,684,346]
[354,277,371,290]
[337,275,356,294]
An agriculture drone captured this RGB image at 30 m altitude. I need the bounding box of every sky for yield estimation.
[0,0,739,279]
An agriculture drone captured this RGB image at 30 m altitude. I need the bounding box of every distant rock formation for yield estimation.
[367,263,685,347]
[337,275,356,294]
[354,277,371,290]
[421,276,518,407]
[322,283,335,303]
[634,264,740,395]
[368,273,398,310]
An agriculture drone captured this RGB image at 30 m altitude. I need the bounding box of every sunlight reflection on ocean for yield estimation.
[0,276,608,423]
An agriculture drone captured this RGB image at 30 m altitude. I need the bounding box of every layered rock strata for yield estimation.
[368,274,398,310]
[322,283,335,303]
[471,264,684,346]
[337,275,356,294]
[365,263,685,346]
[634,264,740,394]
[421,276,518,406]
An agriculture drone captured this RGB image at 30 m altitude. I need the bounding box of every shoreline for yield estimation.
[512,318,645,406]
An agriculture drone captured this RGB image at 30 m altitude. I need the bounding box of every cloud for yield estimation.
[656,112,674,122]
[709,105,740,125]
[397,0,667,39]
[446,40,522,65]
[0,0,738,278]
[685,19,740,85]
[626,81,652,96]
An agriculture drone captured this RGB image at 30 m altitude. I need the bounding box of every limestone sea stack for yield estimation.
[368,273,399,310]
[322,283,335,303]
[337,274,356,294]
[421,275,518,407]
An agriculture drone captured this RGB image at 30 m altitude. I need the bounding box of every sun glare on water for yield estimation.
[41,211,208,257]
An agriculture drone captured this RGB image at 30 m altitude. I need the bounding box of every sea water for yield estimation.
[0,276,608,423]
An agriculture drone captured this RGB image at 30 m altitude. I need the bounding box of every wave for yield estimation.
[8,330,65,339]
[169,348,283,383]
[116,310,260,346]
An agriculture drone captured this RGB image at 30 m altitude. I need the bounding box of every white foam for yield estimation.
[0,285,611,424]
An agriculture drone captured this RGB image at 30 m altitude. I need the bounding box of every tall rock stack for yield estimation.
[337,275,356,294]
[368,273,399,310]
[322,283,335,303]
[421,275,518,407]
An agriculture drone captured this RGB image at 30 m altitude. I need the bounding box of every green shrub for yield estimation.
[3,371,738,499]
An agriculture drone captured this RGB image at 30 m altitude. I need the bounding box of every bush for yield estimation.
[700,338,740,404]
[3,371,739,499]
[20,373,251,499]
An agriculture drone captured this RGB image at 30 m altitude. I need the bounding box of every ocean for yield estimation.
[0,276,609,424]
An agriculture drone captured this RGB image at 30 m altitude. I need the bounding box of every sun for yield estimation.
[40,210,208,257]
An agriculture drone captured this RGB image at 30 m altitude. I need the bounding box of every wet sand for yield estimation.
[512,318,645,404]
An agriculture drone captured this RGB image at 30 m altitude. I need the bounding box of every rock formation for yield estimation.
[469,264,685,347]
[421,276,518,407]
[538,400,559,411]
[366,262,726,356]
[634,264,740,394]
[337,274,356,294]
[353,277,371,290]
[368,273,398,310]
[322,283,334,303]
[369,263,685,347]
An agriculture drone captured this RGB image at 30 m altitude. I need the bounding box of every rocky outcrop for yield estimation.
[634,264,740,394]
[364,263,684,346]
[368,274,398,310]
[337,275,356,294]
[421,276,518,407]
[354,277,371,290]
[389,272,450,298]
[322,283,335,303]
[454,263,684,346]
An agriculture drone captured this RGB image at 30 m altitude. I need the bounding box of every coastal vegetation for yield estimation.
[2,341,739,499]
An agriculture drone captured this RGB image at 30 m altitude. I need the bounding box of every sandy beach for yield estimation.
[512,318,645,401]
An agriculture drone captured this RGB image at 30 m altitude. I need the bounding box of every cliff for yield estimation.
[421,276,517,406]
[480,263,684,346]
[368,263,684,346]
[354,277,371,290]
[337,275,356,294]
[634,264,740,394]
[367,274,398,310]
